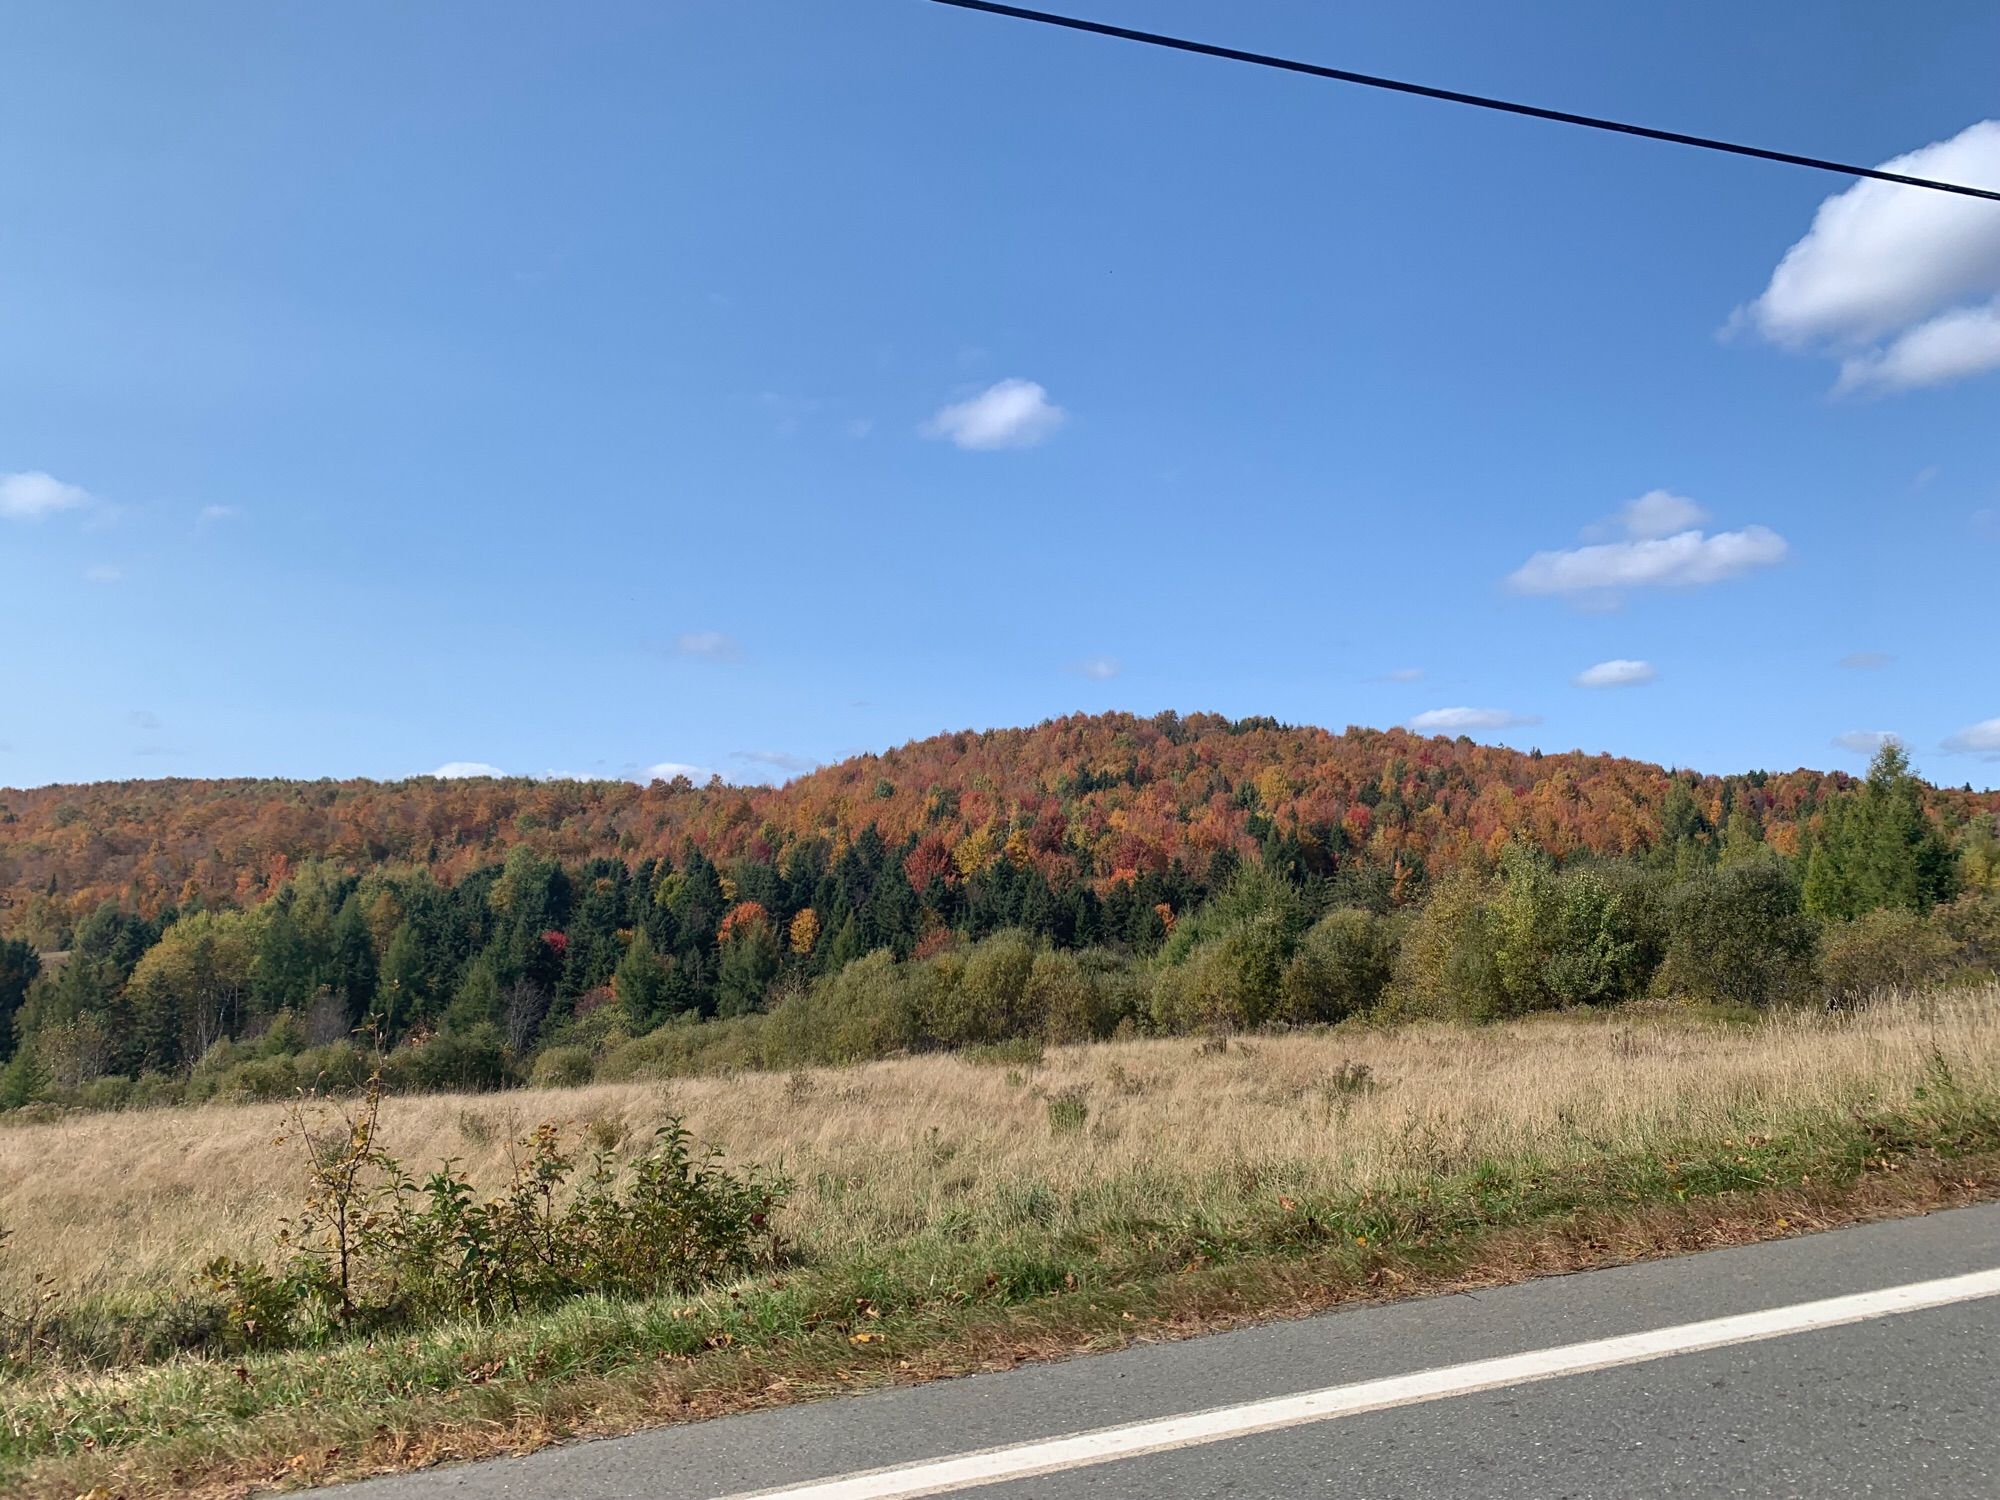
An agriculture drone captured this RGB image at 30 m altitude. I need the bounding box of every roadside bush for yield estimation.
[1937,894,2000,978]
[1278,908,1394,1023]
[1656,856,1817,1008]
[530,1045,596,1089]
[1029,948,1139,1042]
[203,1085,787,1345]
[1384,870,1506,1020]
[927,930,1036,1046]
[1491,847,1646,1012]
[1820,908,1958,1004]
[596,1013,773,1081]
[1151,907,1292,1032]
[766,949,923,1064]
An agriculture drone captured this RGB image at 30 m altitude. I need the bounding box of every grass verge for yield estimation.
[7,1072,2000,1500]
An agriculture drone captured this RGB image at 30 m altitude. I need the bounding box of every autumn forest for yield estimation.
[1,711,1996,1111]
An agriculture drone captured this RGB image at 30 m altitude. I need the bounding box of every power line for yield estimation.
[924,0,2000,204]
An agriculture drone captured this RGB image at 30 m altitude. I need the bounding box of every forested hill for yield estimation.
[2,711,1994,926]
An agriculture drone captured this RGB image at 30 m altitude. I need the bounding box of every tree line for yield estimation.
[0,744,1994,1110]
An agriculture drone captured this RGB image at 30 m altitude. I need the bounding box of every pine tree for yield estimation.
[327,895,380,1025]
[614,929,671,1030]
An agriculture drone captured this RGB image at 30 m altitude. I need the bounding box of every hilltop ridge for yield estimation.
[2,711,1993,922]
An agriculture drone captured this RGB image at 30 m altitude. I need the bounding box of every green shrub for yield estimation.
[964,1036,1045,1068]
[766,949,922,1064]
[219,1057,303,1102]
[74,1076,134,1112]
[204,1087,787,1344]
[1384,870,1506,1020]
[925,930,1036,1046]
[1937,894,2000,977]
[1279,908,1394,1023]
[1819,908,1958,1003]
[530,1045,596,1089]
[1489,846,1644,1011]
[596,1013,772,1081]
[1657,856,1817,1008]
[1045,1086,1089,1134]
[379,1026,512,1095]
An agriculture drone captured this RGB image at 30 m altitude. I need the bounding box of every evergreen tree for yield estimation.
[376,922,430,1042]
[445,954,503,1034]
[0,939,39,1063]
[254,902,315,1012]
[717,922,781,1017]
[614,929,671,1030]
[1803,744,1957,920]
[327,895,380,1025]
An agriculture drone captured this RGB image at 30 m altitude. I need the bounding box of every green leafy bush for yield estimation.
[1657,857,1818,1008]
[529,1045,596,1089]
[1279,908,1395,1023]
[203,1084,787,1345]
[1820,908,1959,1004]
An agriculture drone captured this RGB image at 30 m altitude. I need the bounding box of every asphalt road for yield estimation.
[333,1201,2000,1499]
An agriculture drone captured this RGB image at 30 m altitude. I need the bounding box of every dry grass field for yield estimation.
[7,987,1997,1304]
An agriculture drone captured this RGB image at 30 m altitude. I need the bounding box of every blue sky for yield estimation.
[2,0,1997,791]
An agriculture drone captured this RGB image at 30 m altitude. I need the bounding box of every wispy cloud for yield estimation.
[1,471,92,521]
[1974,508,2000,540]
[83,563,123,585]
[1734,119,2000,394]
[1506,517,1787,599]
[672,631,743,664]
[1943,718,2000,757]
[924,378,1067,451]
[430,761,506,779]
[1574,659,1657,689]
[1072,655,1121,682]
[196,504,240,526]
[1833,730,1901,757]
[1374,667,1425,684]
[1592,490,1709,541]
[1839,651,1895,671]
[1408,707,1540,733]
[128,709,162,731]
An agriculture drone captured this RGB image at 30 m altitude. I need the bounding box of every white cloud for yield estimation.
[1616,490,1709,540]
[640,761,718,785]
[844,418,874,440]
[673,630,742,663]
[1839,651,1894,671]
[197,504,240,526]
[1506,525,1788,597]
[1975,508,2000,540]
[1837,300,2000,393]
[431,761,506,779]
[1408,707,1540,733]
[1833,730,1900,757]
[1739,119,2000,393]
[83,563,123,585]
[1,471,91,521]
[1073,655,1121,681]
[1574,659,1657,689]
[924,378,1066,450]
[1377,667,1425,683]
[1943,718,2000,757]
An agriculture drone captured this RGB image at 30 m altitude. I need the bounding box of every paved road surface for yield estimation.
[334,1201,2000,1499]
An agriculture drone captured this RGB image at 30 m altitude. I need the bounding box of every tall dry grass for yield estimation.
[4,988,1996,1302]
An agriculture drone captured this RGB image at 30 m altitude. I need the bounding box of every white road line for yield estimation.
[721,1266,2000,1499]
